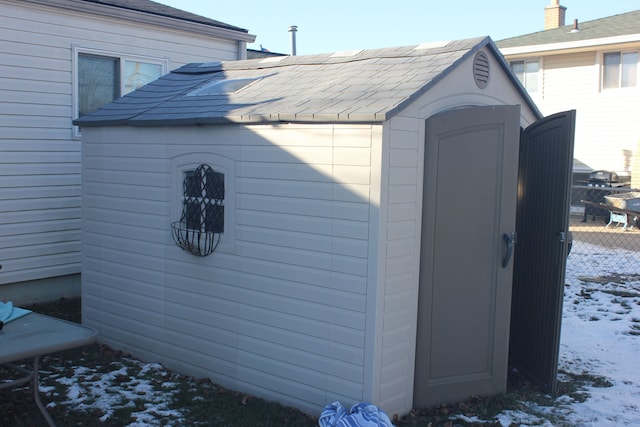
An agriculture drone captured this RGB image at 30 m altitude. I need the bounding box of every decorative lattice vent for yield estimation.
[473,51,490,89]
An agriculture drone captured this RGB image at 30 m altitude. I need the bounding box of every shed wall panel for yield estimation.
[81,123,379,413]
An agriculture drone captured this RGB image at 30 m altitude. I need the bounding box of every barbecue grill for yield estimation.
[587,170,623,188]
[583,170,628,221]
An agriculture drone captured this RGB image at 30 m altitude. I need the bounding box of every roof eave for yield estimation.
[23,0,255,43]
[120,114,389,127]
[500,33,640,56]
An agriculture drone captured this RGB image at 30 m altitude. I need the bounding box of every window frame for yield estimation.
[602,50,638,90]
[72,46,168,138]
[510,59,541,94]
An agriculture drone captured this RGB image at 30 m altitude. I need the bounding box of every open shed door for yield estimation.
[509,110,576,394]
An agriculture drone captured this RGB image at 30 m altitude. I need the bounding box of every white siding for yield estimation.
[0,0,246,288]
[81,124,380,414]
[535,51,640,174]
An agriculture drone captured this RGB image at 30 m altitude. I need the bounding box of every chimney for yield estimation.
[288,25,298,56]
[544,0,566,30]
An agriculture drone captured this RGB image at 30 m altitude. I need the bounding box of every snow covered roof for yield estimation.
[74,36,536,127]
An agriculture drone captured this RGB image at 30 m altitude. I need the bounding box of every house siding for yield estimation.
[0,0,246,292]
[82,124,381,414]
[534,51,640,173]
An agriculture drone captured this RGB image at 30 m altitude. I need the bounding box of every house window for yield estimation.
[75,50,165,119]
[511,60,539,93]
[171,164,225,256]
[603,51,638,89]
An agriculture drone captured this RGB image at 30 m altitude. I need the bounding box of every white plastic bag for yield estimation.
[318,401,395,427]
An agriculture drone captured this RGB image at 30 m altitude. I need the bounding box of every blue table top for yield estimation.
[0,313,97,364]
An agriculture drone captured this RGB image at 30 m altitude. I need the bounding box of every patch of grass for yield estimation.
[557,369,614,398]
[628,322,640,336]
[2,298,615,427]
[396,371,558,426]
[0,298,318,427]
[603,290,640,298]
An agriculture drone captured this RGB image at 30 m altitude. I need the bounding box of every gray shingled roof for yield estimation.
[75,36,533,126]
[81,0,248,32]
[497,10,640,48]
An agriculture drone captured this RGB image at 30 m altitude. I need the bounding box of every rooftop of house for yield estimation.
[80,0,249,33]
[497,9,640,49]
[75,36,537,127]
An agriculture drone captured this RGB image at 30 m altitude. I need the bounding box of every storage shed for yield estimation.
[75,36,574,418]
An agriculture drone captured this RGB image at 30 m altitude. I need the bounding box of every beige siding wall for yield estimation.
[515,50,640,176]
[375,116,422,415]
[82,124,381,414]
[0,0,244,290]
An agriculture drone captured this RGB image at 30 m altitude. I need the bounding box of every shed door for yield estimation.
[509,110,576,394]
[414,105,520,407]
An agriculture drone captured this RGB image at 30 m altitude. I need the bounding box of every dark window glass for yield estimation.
[185,201,202,230]
[78,54,119,117]
[182,165,224,233]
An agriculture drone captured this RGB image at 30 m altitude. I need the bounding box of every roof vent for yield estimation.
[570,18,580,33]
[473,51,490,89]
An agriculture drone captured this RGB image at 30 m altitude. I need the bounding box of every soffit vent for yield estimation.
[473,51,490,89]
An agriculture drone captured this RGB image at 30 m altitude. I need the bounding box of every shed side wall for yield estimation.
[81,124,381,415]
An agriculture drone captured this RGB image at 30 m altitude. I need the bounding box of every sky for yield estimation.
[156,0,640,55]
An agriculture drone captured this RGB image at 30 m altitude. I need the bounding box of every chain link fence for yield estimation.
[568,184,640,277]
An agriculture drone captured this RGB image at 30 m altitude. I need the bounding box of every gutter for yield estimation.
[20,0,256,44]
[500,33,640,56]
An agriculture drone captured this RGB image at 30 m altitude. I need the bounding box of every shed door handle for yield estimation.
[502,232,516,268]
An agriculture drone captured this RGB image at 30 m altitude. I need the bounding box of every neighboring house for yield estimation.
[497,2,640,187]
[0,0,254,302]
[75,37,574,417]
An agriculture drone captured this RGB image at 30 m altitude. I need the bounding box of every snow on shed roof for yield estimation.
[75,36,534,127]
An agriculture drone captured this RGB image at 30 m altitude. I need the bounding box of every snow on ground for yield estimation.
[44,360,186,426]
[554,240,640,426]
[493,239,640,426]
[42,239,639,426]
